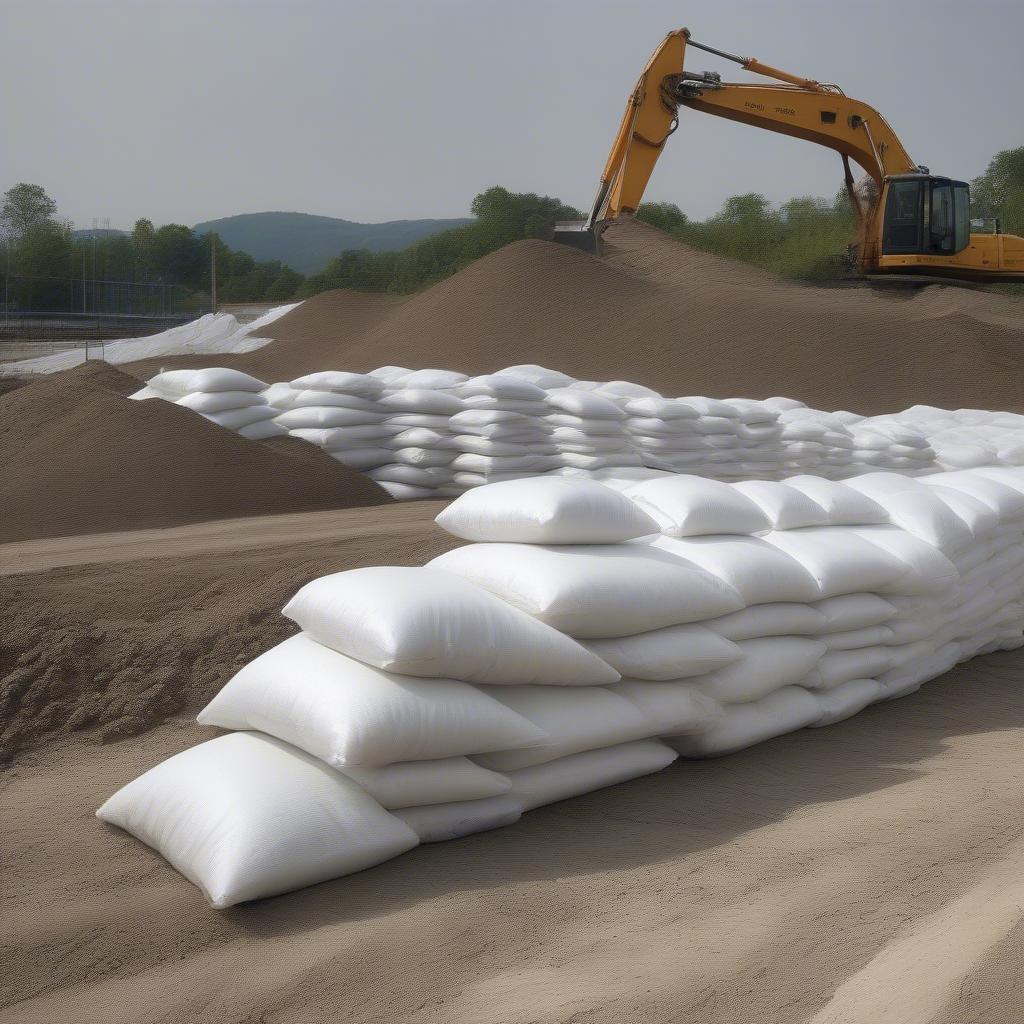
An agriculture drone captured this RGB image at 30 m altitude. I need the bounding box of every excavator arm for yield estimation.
[592,28,917,227]
[560,27,1024,281]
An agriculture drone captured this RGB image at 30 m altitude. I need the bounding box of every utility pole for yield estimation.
[210,232,217,313]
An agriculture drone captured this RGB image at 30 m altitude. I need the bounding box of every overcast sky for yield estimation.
[3,0,1023,231]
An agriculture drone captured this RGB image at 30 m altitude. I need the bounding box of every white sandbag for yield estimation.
[289,390,386,412]
[498,364,577,389]
[326,449,396,471]
[435,477,658,544]
[276,407,388,429]
[448,435,550,456]
[810,678,883,727]
[450,453,562,474]
[197,635,546,767]
[427,543,743,638]
[560,452,642,470]
[391,368,468,390]
[545,414,629,434]
[386,427,456,449]
[783,476,888,525]
[378,389,465,415]
[375,481,437,500]
[691,636,827,703]
[596,380,661,399]
[368,365,411,383]
[761,528,909,598]
[584,623,741,680]
[282,567,619,686]
[731,480,830,530]
[624,397,701,420]
[667,686,821,757]
[922,471,1024,520]
[610,680,724,734]
[291,425,398,449]
[849,526,960,596]
[289,371,384,397]
[388,413,457,430]
[811,593,897,631]
[651,534,821,605]
[704,603,828,640]
[457,375,547,401]
[341,756,511,810]
[472,685,653,771]
[367,465,451,488]
[847,482,973,554]
[96,732,419,909]
[545,388,627,420]
[802,646,895,690]
[508,740,678,811]
[145,367,267,397]
[823,625,895,650]
[925,485,1001,538]
[128,385,164,400]
[394,794,523,842]
[626,476,771,537]
[391,447,457,468]
[262,382,301,410]
[175,390,266,414]
[237,419,289,440]
[205,406,280,430]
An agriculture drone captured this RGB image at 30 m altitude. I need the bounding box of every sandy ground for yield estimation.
[2,507,1024,1024]
[3,652,1024,1024]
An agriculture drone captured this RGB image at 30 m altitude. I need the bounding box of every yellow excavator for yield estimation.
[556,28,1024,283]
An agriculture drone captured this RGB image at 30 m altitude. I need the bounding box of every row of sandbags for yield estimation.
[263,367,943,496]
[130,365,952,491]
[98,469,1024,908]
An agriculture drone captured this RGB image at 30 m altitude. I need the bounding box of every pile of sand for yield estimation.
[0,503,454,760]
[0,362,389,544]
[160,217,1024,415]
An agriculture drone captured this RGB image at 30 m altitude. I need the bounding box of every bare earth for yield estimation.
[2,506,1024,1024]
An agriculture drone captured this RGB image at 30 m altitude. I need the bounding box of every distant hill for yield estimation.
[192,212,474,274]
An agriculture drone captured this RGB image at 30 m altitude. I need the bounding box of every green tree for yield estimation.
[1,182,57,241]
[971,146,1024,235]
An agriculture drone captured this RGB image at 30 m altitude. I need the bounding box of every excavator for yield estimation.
[556,28,1024,283]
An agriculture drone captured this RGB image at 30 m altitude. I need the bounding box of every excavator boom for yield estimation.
[557,28,1024,282]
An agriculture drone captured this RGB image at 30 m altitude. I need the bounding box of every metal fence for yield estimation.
[1,273,200,318]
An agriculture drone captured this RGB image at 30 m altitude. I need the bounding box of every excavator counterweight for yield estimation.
[560,27,1024,282]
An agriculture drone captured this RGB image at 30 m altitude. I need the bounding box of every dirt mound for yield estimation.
[0,361,389,543]
[0,502,453,760]
[194,218,1024,414]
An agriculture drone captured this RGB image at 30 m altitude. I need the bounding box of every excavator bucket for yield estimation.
[552,219,602,255]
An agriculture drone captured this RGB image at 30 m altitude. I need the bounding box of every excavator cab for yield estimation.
[880,175,971,258]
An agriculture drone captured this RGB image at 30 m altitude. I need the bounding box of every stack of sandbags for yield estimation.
[542,387,635,474]
[98,471,1024,907]
[129,368,285,440]
[860,406,1024,470]
[271,371,395,473]
[447,375,562,489]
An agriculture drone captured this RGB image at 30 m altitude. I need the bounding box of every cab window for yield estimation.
[928,182,955,253]
[953,183,970,251]
[882,180,923,254]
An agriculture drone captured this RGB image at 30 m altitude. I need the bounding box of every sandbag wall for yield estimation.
[98,469,1024,908]
[263,366,944,497]
[132,364,1024,492]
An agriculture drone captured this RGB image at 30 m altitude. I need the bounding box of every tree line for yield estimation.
[3,144,1021,312]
